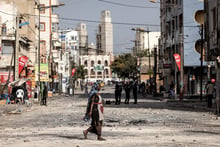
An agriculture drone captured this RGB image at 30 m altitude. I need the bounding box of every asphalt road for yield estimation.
[0,86,220,147]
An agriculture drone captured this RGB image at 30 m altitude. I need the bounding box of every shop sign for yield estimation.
[35,64,49,82]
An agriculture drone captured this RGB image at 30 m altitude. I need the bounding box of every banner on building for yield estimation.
[173,53,181,71]
[72,68,76,76]
[0,72,13,83]
[19,56,29,75]
[35,64,49,82]
[94,64,104,71]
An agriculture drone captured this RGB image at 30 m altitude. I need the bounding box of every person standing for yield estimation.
[115,82,122,105]
[124,81,131,104]
[206,81,214,108]
[83,93,105,141]
[34,85,39,99]
[42,84,48,106]
[133,81,138,104]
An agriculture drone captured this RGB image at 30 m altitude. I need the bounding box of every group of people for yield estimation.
[115,80,138,105]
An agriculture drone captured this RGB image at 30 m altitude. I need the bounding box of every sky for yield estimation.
[55,0,204,66]
[54,0,160,55]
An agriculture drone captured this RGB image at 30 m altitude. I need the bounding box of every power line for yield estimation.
[0,10,199,29]
[97,0,158,9]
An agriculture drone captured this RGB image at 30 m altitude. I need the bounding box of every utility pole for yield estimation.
[200,24,204,101]
[147,27,151,70]
[14,13,20,81]
[180,34,184,101]
[153,46,157,96]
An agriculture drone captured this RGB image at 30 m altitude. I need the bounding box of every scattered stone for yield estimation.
[24,139,30,142]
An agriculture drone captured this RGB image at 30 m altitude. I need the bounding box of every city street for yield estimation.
[0,86,220,147]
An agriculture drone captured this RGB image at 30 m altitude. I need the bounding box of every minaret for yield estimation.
[76,23,88,55]
[97,10,113,56]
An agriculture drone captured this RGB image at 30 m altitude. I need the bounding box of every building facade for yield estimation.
[204,0,220,113]
[159,0,183,93]
[132,28,160,82]
[0,0,62,96]
[80,55,112,84]
[0,0,36,84]
[58,29,79,93]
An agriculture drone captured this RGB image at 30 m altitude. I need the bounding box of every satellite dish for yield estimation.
[194,10,205,25]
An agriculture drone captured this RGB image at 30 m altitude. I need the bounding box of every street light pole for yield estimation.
[37,4,41,103]
[36,2,64,103]
[147,27,151,70]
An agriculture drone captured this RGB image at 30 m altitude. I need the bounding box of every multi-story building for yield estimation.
[58,29,79,93]
[0,0,62,96]
[38,0,62,91]
[159,0,204,95]
[80,55,112,84]
[0,0,36,84]
[204,0,220,113]
[132,28,160,82]
[159,0,183,93]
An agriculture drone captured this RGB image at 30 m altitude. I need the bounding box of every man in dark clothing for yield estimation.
[42,84,48,106]
[115,82,122,105]
[133,81,138,104]
[124,81,131,104]
[206,81,214,108]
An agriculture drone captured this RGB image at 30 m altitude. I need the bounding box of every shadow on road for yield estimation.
[75,93,215,114]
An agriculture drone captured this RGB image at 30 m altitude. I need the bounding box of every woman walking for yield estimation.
[83,92,105,141]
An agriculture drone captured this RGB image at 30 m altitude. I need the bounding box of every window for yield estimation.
[212,8,216,30]
[85,69,88,75]
[99,26,101,33]
[91,69,95,75]
[105,60,108,66]
[98,60,101,64]
[52,23,58,32]
[2,42,13,54]
[40,40,46,52]
[105,69,109,75]
[2,23,7,35]
[39,4,45,14]
[40,22,45,31]
[91,60,94,66]
[84,60,88,66]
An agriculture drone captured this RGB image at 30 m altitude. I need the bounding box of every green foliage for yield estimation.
[72,65,86,81]
[111,54,137,79]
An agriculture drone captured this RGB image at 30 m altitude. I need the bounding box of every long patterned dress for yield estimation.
[87,94,104,136]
